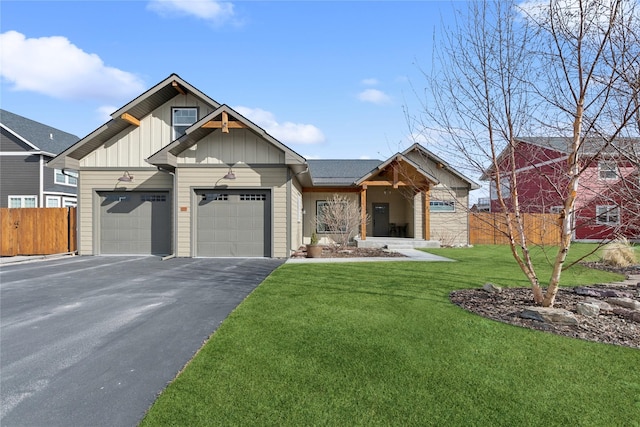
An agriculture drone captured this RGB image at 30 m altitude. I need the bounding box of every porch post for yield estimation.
[423,188,430,240]
[360,185,367,240]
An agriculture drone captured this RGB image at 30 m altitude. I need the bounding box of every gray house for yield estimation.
[49,74,478,257]
[0,109,79,208]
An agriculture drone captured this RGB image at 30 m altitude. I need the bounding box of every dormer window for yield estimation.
[172,107,198,139]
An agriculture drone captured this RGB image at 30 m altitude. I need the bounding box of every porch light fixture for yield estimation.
[223,167,236,180]
[118,171,134,182]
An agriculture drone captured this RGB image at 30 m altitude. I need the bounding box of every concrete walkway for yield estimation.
[286,248,453,263]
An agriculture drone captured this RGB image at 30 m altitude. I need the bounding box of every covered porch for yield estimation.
[356,155,438,243]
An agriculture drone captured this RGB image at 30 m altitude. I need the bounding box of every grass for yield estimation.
[140,244,640,426]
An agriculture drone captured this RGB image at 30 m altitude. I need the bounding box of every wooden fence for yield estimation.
[1,207,77,256]
[470,212,561,245]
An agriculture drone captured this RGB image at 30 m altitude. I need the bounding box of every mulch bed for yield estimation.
[451,263,640,349]
[291,246,407,259]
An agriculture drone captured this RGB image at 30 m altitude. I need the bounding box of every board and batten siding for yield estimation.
[77,170,172,255]
[177,129,285,165]
[80,94,216,168]
[429,186,469,246]
[175,166,289,257]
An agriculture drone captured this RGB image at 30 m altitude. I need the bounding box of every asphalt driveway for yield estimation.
[0,256,284,427]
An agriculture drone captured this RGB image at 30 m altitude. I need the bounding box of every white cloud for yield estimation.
[233,106,325,145]
[361,78,379,86]
[357,88,391,105]
[0,31,145,103]
[148,0,235,25]
[97,105,118,123]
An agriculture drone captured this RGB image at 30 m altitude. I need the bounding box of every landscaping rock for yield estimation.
[607,297,640,311]
[520,307,578,326]
[613,308,640,323]
[482,283,502,294]
[584,298,614,313]
[575,287,633,298]
[576,302,600,317]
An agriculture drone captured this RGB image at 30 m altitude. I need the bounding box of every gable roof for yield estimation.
[402,143,481,190]
[147,104,306,170]
[354,153,440,188]
[518,136,640,156]
[1,109,79,155]
[48,73,220,169]
[481,136,640,179]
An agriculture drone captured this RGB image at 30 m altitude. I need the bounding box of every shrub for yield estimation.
[601,238,638,268]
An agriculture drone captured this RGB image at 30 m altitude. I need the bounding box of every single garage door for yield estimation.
[196,189,271,257]
[99,191,171,255]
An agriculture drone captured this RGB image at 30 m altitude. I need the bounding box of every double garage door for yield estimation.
[99,190,271,257]
[195,189,271,257]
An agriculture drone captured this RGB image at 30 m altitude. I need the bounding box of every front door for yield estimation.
[372,203,389,236]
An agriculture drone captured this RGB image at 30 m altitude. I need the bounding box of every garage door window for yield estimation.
[201,193,228,201]
[240,194,267,201]
[141,194,167,202]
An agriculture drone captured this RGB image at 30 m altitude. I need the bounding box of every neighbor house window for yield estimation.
[596,205,620,225]
[46,196,61,207]
[172,107,198,139]
[9,196,37,208]
[55,169,78,186]
[430,200,455,212]
[598,161,618,180]
[62,198,77,207]
[490,177,511,200]
[549,206,563,214]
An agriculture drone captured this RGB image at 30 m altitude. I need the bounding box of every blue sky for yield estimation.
[1,0,461,162]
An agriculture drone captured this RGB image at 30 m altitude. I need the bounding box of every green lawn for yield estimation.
[140,244,640,426]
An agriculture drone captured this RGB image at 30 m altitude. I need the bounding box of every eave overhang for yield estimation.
[146,104,306,168]
[48,73,220,169]
[354,153,439,190]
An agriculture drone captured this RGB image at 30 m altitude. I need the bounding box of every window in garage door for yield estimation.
[99,191,171,255]
[196,190,270,257]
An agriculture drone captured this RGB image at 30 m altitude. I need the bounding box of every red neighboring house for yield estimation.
[482,137,640,241]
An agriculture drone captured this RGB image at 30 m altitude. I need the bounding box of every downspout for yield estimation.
[286,168,292,257]
[156,166,177,260]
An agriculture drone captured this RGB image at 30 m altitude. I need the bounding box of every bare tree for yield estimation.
[417,0,640,307]
[316,194,369,247]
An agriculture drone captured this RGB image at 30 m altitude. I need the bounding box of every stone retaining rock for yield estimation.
[482,283,502,294]
[520,307,578,326]
[607,297,640,311]
[576,302,600,317]
[575,287,633,298]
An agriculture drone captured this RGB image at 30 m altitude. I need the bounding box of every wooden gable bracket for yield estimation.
[172,81,187,96]
[120,113,140,127]
[202,112,249,132]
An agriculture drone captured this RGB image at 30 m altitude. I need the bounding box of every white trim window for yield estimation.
[489,177,511,200]
[549,206,563,214]
[9,196,37,208]
[62,198,77,207]
[46,196,61,207]
[598,161,618,180]
[596,205,620,225]
[55,169,78,186]
[430,200,455,212]
[172,107,198,139]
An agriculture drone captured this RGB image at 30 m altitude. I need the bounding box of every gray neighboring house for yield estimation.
[0,109,80,208]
